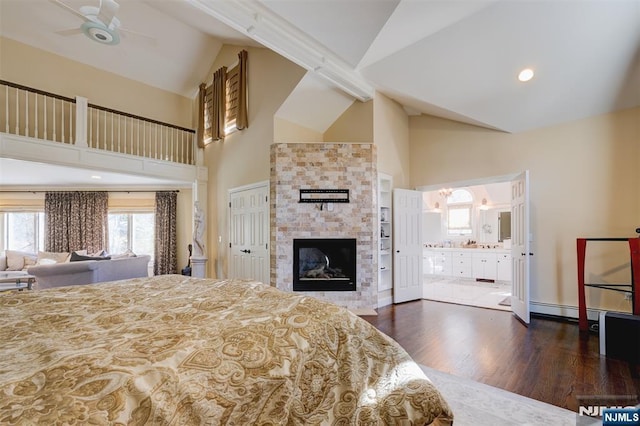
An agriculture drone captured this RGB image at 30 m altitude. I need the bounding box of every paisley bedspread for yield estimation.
[0,275,453,425]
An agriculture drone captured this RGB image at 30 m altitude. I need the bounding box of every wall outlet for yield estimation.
[624,293,633,301]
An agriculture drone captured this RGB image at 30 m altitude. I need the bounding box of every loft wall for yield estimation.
[201,45,307,279]
[0,37,193,128]
[0,38,198,270]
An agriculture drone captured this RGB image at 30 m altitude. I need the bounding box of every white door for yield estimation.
[511,171,531,324]
[393,188,423,303]
[229,182,270,284]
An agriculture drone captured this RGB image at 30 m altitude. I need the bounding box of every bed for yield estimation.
[0,275,453,425]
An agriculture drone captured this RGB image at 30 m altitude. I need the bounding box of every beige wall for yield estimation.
[373,92,411,188]
[410,107,640,312]
[274,117,323,143]
[0,37,193,128]
[323,100,373,142]
[202,45,306,278]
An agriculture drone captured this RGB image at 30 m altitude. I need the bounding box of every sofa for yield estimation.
[26,255,152,289]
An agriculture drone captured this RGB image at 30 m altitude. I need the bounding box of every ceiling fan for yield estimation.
[49,0,153,46]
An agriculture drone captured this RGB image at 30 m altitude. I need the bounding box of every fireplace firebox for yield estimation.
[293,238,356,291]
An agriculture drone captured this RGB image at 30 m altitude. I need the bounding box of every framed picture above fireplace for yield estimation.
[293,238,356,291]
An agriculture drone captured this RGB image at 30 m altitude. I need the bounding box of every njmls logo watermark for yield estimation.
[577,395,640,426]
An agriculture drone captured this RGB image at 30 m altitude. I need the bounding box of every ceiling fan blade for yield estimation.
[97,0,120,28]
[55,28,84,36]
[48,0,88,22]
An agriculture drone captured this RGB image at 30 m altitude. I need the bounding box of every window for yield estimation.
[224,64,240,135]
[202,50,247,143]
[203,65,241,139]
[1,211,44,252]
[108,212,154,257]
[446,189,473,235]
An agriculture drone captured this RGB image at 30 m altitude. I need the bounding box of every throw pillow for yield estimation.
[69,252,111,262]
[73,250,88,256]
[90,250,107,257]
[36,251,71,265]
[23,256,37,271]
[6,250,35,271]
[111,249,137,259]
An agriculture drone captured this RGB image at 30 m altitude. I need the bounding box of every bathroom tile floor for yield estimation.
[423,276,512,311]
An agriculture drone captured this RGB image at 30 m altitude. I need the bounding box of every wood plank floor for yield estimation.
[362,300,640,412]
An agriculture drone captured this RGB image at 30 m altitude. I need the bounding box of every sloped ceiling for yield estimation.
[1,0,639,133]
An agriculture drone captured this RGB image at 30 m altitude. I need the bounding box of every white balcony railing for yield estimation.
[0,80,196,165]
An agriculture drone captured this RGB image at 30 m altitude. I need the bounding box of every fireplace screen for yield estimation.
[293,238,356,291]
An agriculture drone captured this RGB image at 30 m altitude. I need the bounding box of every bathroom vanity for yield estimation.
[423,247,512,282]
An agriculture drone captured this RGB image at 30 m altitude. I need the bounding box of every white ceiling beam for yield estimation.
[185,0,374,101]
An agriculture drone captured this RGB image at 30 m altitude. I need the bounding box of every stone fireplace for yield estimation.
[270,143,378,310]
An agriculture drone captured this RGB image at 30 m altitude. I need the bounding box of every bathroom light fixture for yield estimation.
[480,198,489,210]
[438,188,453,198]
[518,68,534,82]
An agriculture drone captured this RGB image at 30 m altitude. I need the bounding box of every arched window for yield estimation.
[446,189,473,235]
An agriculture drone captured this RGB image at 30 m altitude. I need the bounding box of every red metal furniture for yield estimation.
[577,237,640,331]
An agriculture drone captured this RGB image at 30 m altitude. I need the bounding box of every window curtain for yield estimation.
[210,66,227,142]
[196,83,207,148]
[44,191,108,253]
[154,191,177,275]
[236,49,248,130]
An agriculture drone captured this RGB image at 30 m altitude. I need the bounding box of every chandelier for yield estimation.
[438,188,453,198]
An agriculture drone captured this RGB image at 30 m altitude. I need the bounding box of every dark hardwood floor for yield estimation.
[362,299,640,412]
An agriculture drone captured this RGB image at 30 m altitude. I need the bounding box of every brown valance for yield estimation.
[211,66,227,142]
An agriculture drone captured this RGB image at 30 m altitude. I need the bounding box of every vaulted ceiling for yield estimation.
[1,0,639,186]
[2,0,639,134]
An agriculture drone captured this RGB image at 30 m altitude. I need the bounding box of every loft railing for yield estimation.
[0,80,196,165]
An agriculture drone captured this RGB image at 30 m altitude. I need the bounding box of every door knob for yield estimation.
[241,249,251,254]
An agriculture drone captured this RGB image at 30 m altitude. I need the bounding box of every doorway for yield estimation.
[418,173,527,316]
[228,181,270,284]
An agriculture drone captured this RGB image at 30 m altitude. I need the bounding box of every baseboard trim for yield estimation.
[377,297,608,322]
[531,301,606,321]
[377,296,393,308]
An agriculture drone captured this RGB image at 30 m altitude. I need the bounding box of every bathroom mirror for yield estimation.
[498,211,511,242]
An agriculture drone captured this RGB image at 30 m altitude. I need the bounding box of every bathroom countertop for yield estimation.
[423,246,511,254]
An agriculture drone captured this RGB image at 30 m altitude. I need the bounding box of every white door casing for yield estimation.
[393,188,423,303]
[511,170,531,324]
[229,182,270,284]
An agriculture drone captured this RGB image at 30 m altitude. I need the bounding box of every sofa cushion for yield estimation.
[36,251,70,265]
[5,250,37,271]
[23,256,37,270]
[28,255,151,289]
[70,252,112,262]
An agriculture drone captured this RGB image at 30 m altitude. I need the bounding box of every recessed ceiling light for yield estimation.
[518,68,534,82]
[91,175,102,179]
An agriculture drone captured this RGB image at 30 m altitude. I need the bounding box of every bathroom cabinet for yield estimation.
[424,247,511,282]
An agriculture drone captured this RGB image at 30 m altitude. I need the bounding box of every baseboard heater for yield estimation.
[599,312,640,362]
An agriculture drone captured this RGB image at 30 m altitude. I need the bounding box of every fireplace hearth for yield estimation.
[293,238,356,291]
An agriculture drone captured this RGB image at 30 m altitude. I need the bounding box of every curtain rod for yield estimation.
[0,190,180,194]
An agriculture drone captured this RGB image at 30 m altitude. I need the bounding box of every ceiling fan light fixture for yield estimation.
[518,68,534,82]
[81,21,119,45]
